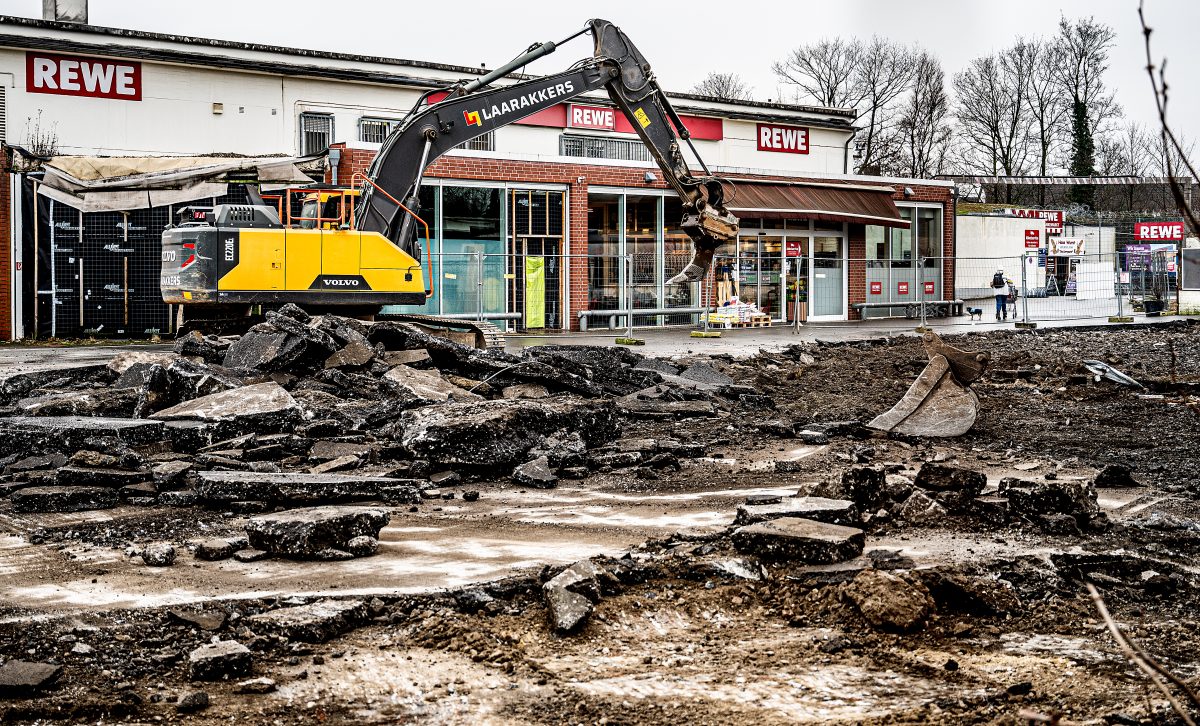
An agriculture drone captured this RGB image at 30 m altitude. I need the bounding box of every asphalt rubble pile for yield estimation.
[0,304,769,562]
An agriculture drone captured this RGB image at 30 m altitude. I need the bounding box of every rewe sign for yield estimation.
[568,104,616,131]
[756,123,809,154]
[1003,208,1064,235]
[26,51,141,101]
[1134,221,1184,242]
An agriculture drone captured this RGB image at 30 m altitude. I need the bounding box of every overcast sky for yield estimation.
[7,0,1199,144]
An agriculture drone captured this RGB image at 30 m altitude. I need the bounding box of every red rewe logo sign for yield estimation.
[869,281,882,295]
[1004,208,1063,235]
[1135,221,1184,241]
[27,52,141,101]
[897,281,909,295]
[568,104,616,131]
[757,123,809,154]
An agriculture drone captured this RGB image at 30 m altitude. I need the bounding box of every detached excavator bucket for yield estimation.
[868,333,989,438]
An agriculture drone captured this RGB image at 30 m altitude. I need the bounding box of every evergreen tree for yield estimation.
[1067,99,1096,208]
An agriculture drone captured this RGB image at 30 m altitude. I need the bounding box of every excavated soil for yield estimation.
[2,322,1200,724]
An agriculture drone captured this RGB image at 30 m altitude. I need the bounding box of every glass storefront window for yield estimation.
[918,207,941,267]
[866,225,886,263]
[587,194,621,312]
[663,197,696,320]
[441,186,502,315]
[626,195,660,321]
[891,208,913,268]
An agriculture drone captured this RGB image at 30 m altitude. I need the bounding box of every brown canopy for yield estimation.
[725,179,910,228]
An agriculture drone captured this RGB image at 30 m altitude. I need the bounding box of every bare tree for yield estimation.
[690,72,753,102]
[1055,16,1121,135]
[953,47,1034,201]
[1013,38,1070,204]
[854,38,917,174]
[892,52,952,178]
[771,38,863,109]
[1139,2,1200,235]
[772,36,915,174]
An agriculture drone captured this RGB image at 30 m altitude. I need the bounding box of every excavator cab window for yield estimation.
[298,199,320,229]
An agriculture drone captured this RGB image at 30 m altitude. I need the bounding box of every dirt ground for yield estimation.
[3,321,1200,724]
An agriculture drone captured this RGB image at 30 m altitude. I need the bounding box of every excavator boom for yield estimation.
[357,19,738,283]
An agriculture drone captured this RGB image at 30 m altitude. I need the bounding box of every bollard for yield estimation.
[1109,251,1132,323]
[475,251,484,323]
[1015,252,1037,329]
[916,257,930,333]
[616,254,644,345]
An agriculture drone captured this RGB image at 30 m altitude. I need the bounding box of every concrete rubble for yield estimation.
[2,320,1199,723]
[0,308,741,526]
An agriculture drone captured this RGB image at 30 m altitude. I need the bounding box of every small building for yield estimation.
[1,9,955,339]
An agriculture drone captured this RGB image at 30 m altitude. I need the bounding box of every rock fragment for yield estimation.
[141,542,177,567]
[734,496,858,527]
[914,463,986,496]
[188,640,252,681]
[234,678,276,694]
[176,690,210,713]
[194,537,249,561]
[731,517,865,563]
[151,382,299,433]
[246,599,366,643]
[245,506,390,557]
[398,397,615,470]
[513,456,558,489]
[543,560,604,633]
[843,568,934,632]
[1093,464,1140,488]
[0,661,62,695]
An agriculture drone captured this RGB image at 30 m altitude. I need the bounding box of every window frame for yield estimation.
[299,112,334,155]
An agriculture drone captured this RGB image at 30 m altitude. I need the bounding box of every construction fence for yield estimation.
[912,250,1181,326]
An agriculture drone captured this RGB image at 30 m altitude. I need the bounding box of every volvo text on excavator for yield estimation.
[159,19,740,347]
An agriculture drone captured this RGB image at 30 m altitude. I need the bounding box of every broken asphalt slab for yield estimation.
[731,517,866,563]
[197,471,421,506]
[0,416,164,457]
[244,506,391,558]
[245,599,367,643]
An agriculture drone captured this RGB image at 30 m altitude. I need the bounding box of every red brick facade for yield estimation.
[330,143,956,328]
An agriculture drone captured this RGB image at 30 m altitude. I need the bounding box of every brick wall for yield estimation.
[326,144,955,326]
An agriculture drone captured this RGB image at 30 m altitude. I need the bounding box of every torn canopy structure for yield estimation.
[31,154,322,213]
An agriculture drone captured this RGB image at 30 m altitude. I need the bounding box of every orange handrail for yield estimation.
[351,173,434,300]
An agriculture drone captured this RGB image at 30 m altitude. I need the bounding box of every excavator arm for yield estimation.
[356,19,738,284]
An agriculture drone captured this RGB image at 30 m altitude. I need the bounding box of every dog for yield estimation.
[966,306,983,321]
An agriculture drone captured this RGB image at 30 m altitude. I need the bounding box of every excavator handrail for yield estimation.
[352,172,435,300]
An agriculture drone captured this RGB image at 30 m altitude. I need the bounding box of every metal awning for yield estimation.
[724,179,910,228]
[27,153,324,213]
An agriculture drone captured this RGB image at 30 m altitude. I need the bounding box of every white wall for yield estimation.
[1060,223,1117,257]
[956,215,1047,299]
[3,38,853,175]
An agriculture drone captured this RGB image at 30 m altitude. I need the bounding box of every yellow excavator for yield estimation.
[159,19,739,346]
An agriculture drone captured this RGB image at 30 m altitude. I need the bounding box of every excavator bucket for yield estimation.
[868,333,990,437]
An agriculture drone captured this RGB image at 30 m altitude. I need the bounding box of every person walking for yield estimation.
[990,269,1008,320]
